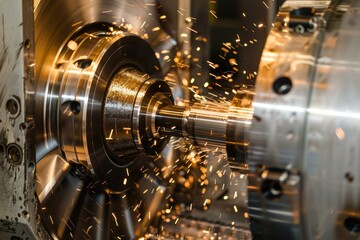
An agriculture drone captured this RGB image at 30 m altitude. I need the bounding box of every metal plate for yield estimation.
[0,0,50,239]
[248,0,360,239]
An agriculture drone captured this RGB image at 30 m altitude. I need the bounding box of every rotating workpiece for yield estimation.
[33,20,251,238]
[0,0,360,240]
[36,25,172,238]
[33,1,179,239]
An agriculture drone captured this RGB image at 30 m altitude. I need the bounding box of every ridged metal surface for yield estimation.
[103,68,147,163]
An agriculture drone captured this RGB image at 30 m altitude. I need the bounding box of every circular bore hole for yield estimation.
[7,145,22,165]
[74,59,92,69]
[6,99,19,115]
[261,180,283,199]
[295,25,305,33]
[22,210,29,219]
[19,123,27,133]
[344,217,360,234]
[69,101,81,114]
[273,76,293,95]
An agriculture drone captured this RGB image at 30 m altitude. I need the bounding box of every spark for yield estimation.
[85,225,93,234]
[67,41,78,51]
[263,1,269,9]
[203,199,211,206]
[134,201,142,211]
[335,127,346,140]
[177,10,184,16]
[229,58,237,66]
[152,27,160,32]
[209,10,218,19]
[221,47,229,53]
[106,129,113,140]
[234,205,238,213]
[185,17,193,23]
[186,27,198,34]
[112,212,119,226]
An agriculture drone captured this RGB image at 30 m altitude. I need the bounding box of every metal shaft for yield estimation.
[156,102,228,149]
[155,93,254,162]
[156,105,189,138]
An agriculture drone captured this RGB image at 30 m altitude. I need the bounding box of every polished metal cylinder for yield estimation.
[156,105,189,137]
[156,102,228,150]
[188,102,229,150]
[155,90,254,162]
[103,67,174,159]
